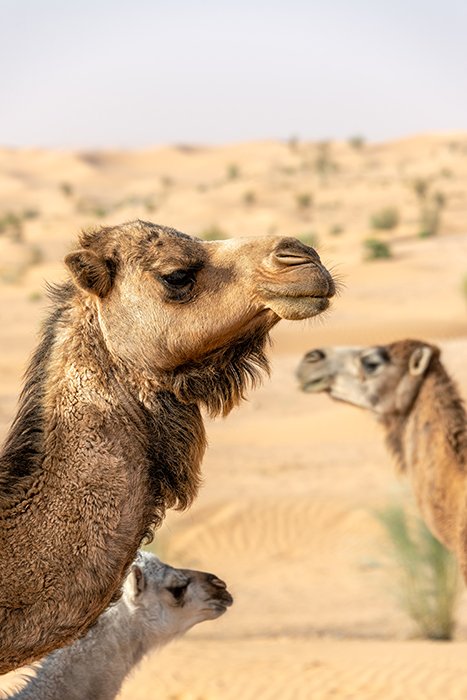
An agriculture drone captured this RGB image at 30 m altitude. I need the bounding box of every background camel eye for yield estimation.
[361,355,382,374]
[166,583,189,601]
[161,269,196,289]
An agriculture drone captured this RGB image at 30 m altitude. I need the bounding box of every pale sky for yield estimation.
[1,0,466,148]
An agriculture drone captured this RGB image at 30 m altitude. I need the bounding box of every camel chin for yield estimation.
[267,296,330,321]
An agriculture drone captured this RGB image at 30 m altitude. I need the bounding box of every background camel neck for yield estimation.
[384,361,467,549]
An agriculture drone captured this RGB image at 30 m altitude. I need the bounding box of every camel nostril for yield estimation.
[273,239,321,266]
[208,575,227,589]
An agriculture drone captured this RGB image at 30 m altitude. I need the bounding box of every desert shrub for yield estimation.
[0,213,23,242]
[348,135,365,150]
[287,135,299,152]
[227,163,240,180]
[143,197,156,213]
[60,182,74,197]
[363,238,392,261]
[314,142,338,180]
[22,208,40,220]
[198,225,228,241]
[418,191,446,238]
[329,224,344,236]
[462,274,467,303]
[410,178,446,238]
[297,231,318,248]
[370,207,400,231]
[411,177,430,202]
[160,175,174,188]
[243,190,256,206]
[376,504,460,640]
[296,192,313,210]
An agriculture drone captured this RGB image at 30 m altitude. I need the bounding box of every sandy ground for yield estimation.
[1,134,467,698]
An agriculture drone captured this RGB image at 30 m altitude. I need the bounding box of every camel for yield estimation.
[7,551,233,700]
[296,339,467,577]
[0,220,335,672]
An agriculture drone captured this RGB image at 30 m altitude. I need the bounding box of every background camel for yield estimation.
[0,219,335,672]
[7,551,233,700]
[296,339,467,577]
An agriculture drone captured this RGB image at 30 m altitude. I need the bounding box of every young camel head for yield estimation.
[123,551,233,644]
[65,221,335,413]
[296,339,440,416]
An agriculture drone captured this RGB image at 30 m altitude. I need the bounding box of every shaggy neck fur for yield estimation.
[0,283,272,672]
[382,358,467,474]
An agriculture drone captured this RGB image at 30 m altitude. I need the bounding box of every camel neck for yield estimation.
[12,603,152,700]
[0,290,112,510]
[383,360,467,473]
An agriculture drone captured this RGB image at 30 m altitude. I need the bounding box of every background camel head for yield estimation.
[296,339,440,416]
[124,552,233,644]
[65,221,335,373]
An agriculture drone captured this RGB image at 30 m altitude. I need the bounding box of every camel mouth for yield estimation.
[266,295,331,321]
[299,376,333,393]
[203,590,234,616]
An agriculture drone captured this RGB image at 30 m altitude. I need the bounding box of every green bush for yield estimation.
[0,212,23,242]
[376,504,460,640]
[227,163,240,180]
[363,238,392,260]
[60,182,74,197]
[329,224,344,236]
[314,142,338,180]
[198,225,228,241]
[370,207,400,231]
[461,274,467,302]
[418,192,446,238]
[297,231,318,248]
[348,135,365,150]
[296,192,313,210]
[243,190,256,206]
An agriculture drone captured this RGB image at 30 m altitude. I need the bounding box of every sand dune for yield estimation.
[1,135,467,699]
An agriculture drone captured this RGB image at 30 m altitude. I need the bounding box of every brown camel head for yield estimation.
[65,220,335,414]
[296,339,440,416]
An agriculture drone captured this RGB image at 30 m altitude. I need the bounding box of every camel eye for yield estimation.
[166,583,189,601]
[161,269,195,290]
[305,349,325,363]
[361,359,379,373]
[361,353,385,374]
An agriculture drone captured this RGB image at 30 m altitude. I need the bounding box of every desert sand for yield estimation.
[1,134,467,699]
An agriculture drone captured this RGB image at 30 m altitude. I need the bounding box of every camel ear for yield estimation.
[65,249,115,298]
[409,346,434,376]
[128,564,146,599]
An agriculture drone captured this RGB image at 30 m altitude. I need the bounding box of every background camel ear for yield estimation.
[65,249,115,298]
[409,346,434,376]
[128,564,146,599]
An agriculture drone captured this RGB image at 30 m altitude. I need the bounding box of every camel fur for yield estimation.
[8,552,233,700]
[297,339,467,578]
[0,220,334,671]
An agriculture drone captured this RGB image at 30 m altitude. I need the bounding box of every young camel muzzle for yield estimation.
[296,339,467,579]
[0,220,335,672]
[8,552,233,700]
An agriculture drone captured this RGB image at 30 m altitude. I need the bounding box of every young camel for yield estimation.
[296,339,467,577]
[8,551,233,700]
[0,220,335,671]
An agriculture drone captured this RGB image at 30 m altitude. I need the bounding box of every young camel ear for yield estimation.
[128,564,146,599]
[65,249,116,298]
[409,346,434,376]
